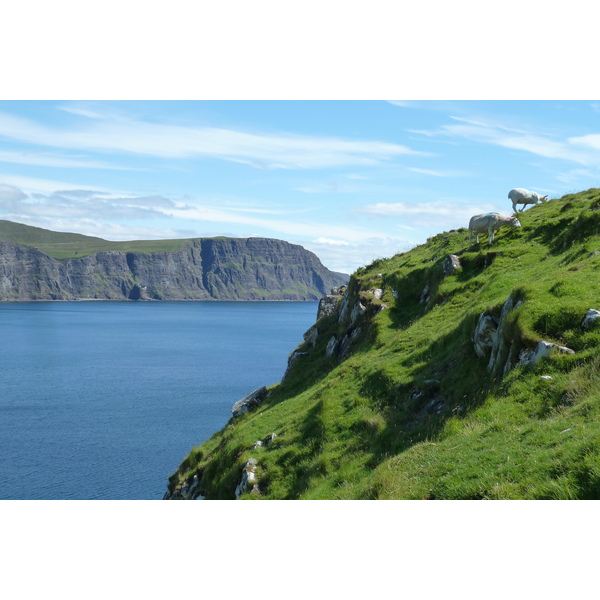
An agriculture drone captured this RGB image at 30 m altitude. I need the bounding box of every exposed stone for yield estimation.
[0,236,348,302]
[317,295,340,320]
[235,458,259,499]
[338,327,362,361]
[303,325,319,347]
[325,336,338,357]
[338,292,351,323]
[473,313,499,358]
[371,288,384,300]
[282,351,309,381]
[231,386,268,417]
[519,341,575,367]
[540,376,553,382]
[487,295,523,376]
[252,440,264,449]
[419,285,430,305]
[582,308,600,329]
[350,301,366,324]
[442,254,461,277]
[331,285,347,295]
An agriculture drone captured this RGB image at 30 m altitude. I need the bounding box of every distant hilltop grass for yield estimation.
[166,188,600,500]
[0,219,198,258]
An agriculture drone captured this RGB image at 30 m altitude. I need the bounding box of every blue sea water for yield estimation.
[0,301,317,500]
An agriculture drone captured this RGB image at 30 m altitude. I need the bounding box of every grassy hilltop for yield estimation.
[167,188,600,499]
[0,219,194,258]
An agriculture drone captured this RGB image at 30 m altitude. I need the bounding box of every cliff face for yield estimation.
[0,238,348,301]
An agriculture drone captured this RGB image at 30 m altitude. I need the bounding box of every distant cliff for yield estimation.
[0,236,348,301]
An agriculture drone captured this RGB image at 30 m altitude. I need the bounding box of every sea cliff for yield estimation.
[0,236,348,301]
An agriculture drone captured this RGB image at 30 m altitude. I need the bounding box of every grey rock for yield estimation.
[235,458,259,499]
[473,313,498,358]
[442,254,461,277]
[303,325,319,347]
[325,336,338,357]
[419,285,430,305]
[582,308,600,329]
[350,301,366,324]
[519,341,575,367]
[282,351,309,380]
[231,386,268,417]
[317,295,340,320]
[488,295,522,376]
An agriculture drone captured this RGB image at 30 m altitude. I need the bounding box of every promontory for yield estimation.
[0,220,348,301]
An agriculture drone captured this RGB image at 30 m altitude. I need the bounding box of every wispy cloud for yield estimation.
[354,200,502,228]
[411,114,600,167]
[0,110,424,170]
[407,167,467,177]
[0,149,136,170]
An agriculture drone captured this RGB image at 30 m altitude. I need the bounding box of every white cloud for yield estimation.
[354,200,503,229]
[305,236,416,274]
[414,115,600,167]
[407,167,466,177]
[0,149,136,170]
[312,237,350,246]
[0,110,424,170]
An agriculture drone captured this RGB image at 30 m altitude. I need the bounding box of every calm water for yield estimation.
[0,301,317,500]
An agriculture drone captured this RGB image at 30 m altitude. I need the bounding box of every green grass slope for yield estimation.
[167,188,600,500]
[0,219,194,258]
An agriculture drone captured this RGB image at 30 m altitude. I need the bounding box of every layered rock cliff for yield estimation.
[0,237,348,301]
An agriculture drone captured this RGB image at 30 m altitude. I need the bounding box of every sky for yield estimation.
[2,100,600,274]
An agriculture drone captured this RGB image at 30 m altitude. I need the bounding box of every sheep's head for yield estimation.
[541,195,548,202]
[509,217,521,228]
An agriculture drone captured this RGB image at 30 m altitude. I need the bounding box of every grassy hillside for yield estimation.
[0,219,195,258]
[168,188,600,499]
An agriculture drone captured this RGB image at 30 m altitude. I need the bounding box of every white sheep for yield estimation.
[508,188,548,212]
[468,213,521,246]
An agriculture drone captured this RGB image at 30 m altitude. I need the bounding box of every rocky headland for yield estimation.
[0,233,348,301]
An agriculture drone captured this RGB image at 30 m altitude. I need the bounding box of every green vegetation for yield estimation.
[0,219,198,258]
[169,188,600,499]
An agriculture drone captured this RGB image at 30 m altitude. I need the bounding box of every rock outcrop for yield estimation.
[474,293,577,377]
[0,237,348,301]
[231,386,269,417]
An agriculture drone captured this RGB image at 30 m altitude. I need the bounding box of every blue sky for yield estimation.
[2,100,600,274]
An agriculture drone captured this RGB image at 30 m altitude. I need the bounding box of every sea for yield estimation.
[0,301,318,500]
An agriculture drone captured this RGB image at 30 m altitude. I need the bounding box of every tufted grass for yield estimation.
[169,188,600,499]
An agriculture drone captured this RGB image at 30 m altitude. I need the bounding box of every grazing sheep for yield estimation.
[508,188,548,212]
[469,213,521,246]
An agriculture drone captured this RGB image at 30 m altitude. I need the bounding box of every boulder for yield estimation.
[582,309,600,329]
[442,254,461,277]
[519,341,575,367]
[231,386,268,417]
